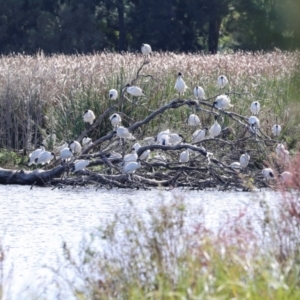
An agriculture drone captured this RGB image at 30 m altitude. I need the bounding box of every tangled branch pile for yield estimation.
[46,64,296,191]
[1,53,298,190]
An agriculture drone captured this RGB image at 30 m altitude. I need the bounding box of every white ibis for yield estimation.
[188,114,201,126]
[60,147,73,162]
[109,89,118,100]
[179,150,189,163]
[109,113,122,128]
[141,43,152,55]
[83,109,96,125]
[82,136,92,147]
[175,72,187,98]
[35,151,56,165]
[239,152,250,168]
[116,126,135,140]
[69,141,82,155]
[248,116,260,133]
[125,84,145,97]
[192,128,208,143]
[217,75,228,89]
[209,115,221,138]
[262,168,274,180]
[272,124,282,136]
[193,86,205,100]
[213,94,233,110]
[71,160,90,172]
[28,144,46,166]
[250,101,260,115]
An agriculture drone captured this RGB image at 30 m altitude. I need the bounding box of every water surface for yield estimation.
[0,185,279,299]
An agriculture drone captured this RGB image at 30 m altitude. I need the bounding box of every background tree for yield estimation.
[0,0,298,54]
[128,0,179,51]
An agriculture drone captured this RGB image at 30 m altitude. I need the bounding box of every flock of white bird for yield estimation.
[27,43,292,185]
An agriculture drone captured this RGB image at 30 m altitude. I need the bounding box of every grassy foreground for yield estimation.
[1,189,300,299]
[0,50,299,164]
[47,187,300,300]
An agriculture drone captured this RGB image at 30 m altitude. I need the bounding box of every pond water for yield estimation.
[0,185,280,299]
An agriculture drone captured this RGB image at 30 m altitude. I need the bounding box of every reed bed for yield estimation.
[0,50,298,153]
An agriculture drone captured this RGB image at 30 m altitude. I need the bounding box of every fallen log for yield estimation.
[0,166,66,186]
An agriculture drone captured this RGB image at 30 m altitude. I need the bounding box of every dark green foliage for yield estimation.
[0,0,298,54]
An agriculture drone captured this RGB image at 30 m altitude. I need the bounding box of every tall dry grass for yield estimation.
[0,50,298,153]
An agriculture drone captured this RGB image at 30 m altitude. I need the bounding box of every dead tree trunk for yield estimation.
[0,166,66,186]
